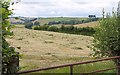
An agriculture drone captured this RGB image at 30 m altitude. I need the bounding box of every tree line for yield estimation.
[48,18,99,25]
[25,21,40,29]
[32,25,95,36]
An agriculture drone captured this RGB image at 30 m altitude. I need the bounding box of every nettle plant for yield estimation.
[1,0,19,74]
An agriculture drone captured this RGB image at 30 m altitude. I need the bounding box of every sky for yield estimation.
[10,0,120,17]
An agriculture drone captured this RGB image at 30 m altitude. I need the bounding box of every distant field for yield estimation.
[6,25,93,71]
[11,17,99,28]
[50,21,99,28]
[74,21,99,28]
[35,17,88,25]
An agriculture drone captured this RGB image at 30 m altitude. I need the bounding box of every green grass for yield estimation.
[14,24,25,28]
[40,17,87,21]
[20,60,117,75]
[37,17,88,25]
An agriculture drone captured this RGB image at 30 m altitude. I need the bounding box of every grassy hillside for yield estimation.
[6,25,93,71]
[6,25,116,74]
[35,17,88,25]
[74,21,99,28]
[51,21,99,28]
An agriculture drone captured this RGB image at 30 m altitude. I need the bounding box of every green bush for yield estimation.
[91,10,120,74]
[2,1,19,74]
[34,21,40,26]
[25,22,33,29]
[47,26,59,32]
[39,25,49,30]
[32,26,40,30]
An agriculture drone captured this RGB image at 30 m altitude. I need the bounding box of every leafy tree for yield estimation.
[70,20,76,25]
[0,2,2,74]
[91,10,120,74]
[39,25,49,30]
[60,25,65,31]
[32,26,40,30]
[21,18,37,23]
[66,25,74,31]
[25,22,33,29]
[15,17,19,20]
[34,21,40,26]
[1,0,19,74]
[47,26,59,32]
[33,24,95,36]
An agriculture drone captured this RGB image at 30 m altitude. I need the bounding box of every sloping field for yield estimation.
[49,21,99,28]
[36,17,87,25]
[6,26,93,70]
[74,21,99,28]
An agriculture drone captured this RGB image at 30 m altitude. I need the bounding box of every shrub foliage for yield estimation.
[33,25,95,36]
[1,1,19,74]
[91,10,120,73]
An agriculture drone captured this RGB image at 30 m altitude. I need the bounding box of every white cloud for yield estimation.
[50,11,55,14]
[10,0,120,17]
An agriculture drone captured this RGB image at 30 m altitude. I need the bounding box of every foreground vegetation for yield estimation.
[1,1,19,74]
[21,60,116,75]
[91,9,120,73]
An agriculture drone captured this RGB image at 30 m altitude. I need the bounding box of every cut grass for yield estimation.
[7,25,117,74]
[6,24,112,75]
[74,21,99,28]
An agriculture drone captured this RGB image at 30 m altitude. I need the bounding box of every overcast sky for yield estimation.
[10,0,120,17]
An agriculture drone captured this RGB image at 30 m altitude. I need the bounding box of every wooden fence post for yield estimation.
[7,52,19,75]
[70,65,73,75]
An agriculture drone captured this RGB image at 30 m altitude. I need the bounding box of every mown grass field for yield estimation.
[48,21,99,29]
[7,25,93,70]
[74,21,99,28]
[7,22,116,74]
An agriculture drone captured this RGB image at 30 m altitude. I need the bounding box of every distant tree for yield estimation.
[60,25,65,30]
[48,21,60,25]
[88,15,96,18]
[39,25,49,30]
[32,26,40,30]
[67,25,74,31]
[61,16,63,18]
[21,18,37,23]
[34,21,40,26]
[69,20,74,25]
[25,22,33,29]
[30,18,37,21]
[15,17,19,20]
[47,26,59,32]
